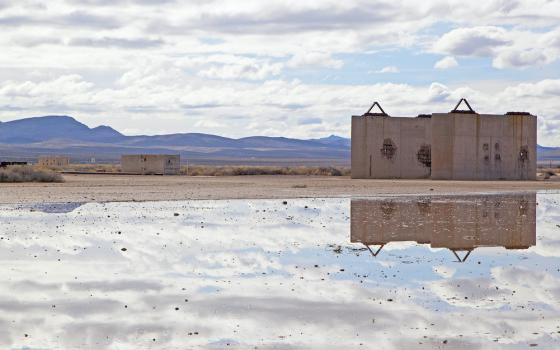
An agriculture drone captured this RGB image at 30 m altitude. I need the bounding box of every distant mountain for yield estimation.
[0,116,351,165]
[537,144,560,163]
[310,135,352,148]
[0,116,125,144]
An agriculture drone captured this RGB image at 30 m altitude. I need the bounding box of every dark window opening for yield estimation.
[380,138,397,159]
[519,146,529,162]
[417,144,431,167]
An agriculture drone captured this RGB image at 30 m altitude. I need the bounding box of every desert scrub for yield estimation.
[181,165,350,176]
[0,165,64,183]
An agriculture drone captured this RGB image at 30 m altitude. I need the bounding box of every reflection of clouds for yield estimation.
[433,265,456,278]
[0,195,558,348]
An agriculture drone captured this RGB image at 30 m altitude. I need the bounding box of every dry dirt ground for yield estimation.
[1,174,560,204]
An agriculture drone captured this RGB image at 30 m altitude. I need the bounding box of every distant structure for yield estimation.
[350,194,536,262]
[121,154,180,175]
[38,156,70,168]
[351,99,537,180]
[0,161,28,168]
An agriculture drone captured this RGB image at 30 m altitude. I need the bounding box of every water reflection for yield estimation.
[0,193,558,349]
[351,194,536,262]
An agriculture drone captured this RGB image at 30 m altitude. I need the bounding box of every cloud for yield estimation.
[426,82,451,102]
[433,24,560,69]
[67,37,164,49]
[0,11,122,29]
[298,117,322,125]
[287,52,343,69]
[434,56,458,70]
[375,66,399,73]
[433,26,510,57]
[493,48,550,69]
[198,61,283,81]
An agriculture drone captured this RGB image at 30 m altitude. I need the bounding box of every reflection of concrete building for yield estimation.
[121,154,180,175]
[38,156,69,168]
[350,194,536,261]
[351,99,537,180]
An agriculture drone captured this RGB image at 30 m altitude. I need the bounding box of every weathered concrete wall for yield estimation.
[121,154,180,175]
[350,194,536,251]
[38,156,69,168]
[431,113,537,180]
[430,194,536,250]
[351,116,432,179]
[352,112,537,180]
[350,198,432,245]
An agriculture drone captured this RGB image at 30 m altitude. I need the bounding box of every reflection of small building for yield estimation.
[350,194,536,261]
[38,156,69,168]
[121,154,180,175]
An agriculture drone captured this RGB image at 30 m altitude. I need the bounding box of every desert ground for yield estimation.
[1,173,559,204]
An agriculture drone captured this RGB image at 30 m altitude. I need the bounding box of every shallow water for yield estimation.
[0,192,559,349]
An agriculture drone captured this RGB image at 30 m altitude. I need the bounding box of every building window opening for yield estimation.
[380,138,396,159]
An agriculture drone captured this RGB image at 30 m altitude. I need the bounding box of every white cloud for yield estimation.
[433,26,510,57]
[198,61,283,81]
[434,24,560,69]
[375,66,399,73]
[493,48,550,69]
[434,56,458,70]
[287,52,343,69]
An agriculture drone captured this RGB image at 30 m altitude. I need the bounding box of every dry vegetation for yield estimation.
[59,163,350,176]
[537,166,560,180]
[0,165,64,183]
[63,163,121,173]
[180,165,350,176]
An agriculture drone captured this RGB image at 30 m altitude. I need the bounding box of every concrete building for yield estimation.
[38,156,70,168]
[121,154,180,175]
[350,194,536,261]
[351,99,537,180]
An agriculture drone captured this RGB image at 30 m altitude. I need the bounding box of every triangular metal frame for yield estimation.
[450,249,473,262]
[450,98,476,114]
[363,243,385,257]
[363,102,388,117]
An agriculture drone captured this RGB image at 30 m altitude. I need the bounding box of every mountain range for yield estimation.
[0,116,351,165]
[0,115,557,165]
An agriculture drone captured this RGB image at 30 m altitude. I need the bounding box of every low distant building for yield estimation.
[351,99,537,180]
[121,154,180,175]
[38,156,70,168]
[0,161,29,168]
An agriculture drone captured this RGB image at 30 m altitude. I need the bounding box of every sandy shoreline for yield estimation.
[0,174,559,204]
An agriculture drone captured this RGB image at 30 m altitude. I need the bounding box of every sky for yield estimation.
[0,0,559,145]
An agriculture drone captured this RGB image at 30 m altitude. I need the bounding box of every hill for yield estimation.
[0,116,350,165]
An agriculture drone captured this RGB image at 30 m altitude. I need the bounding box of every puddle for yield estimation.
[0,193,559,349]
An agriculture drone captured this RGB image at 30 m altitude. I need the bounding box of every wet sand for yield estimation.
[1,174,559,204]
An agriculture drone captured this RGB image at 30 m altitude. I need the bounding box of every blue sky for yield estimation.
[0,0,559,145]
